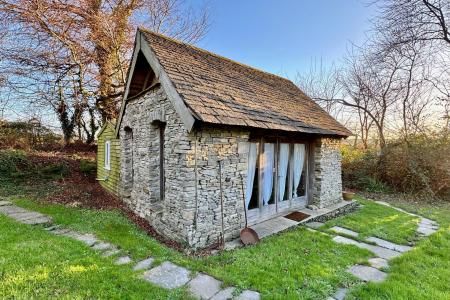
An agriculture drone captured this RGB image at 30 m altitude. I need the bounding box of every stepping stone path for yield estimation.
[332,236,402,260]
[188,274,222,299]
[115,256,132,265]
[347,265,387,283]
[368,257,389,269]
[102,249,121,257]
[366,237,412,253]
[210,287,236,300]
[133,257,154,271]
[0,201,52,225]
[330,226,359,237]
[143,261,191,289]
[2,198,439,300]
[92,242,114,251]
[327,200,440,300]
[331,288,348,300]
[0,200,260,299]
[235,290,261,300]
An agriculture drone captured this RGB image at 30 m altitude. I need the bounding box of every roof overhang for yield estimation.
[115,30,196,137]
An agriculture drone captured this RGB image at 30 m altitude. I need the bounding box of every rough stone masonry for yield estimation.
[119,85,344,250]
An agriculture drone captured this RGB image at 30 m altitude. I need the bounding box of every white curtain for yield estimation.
[245,143,258,209]
[292,144,306,198]
[261,143,275,206]
[278,143,290,201]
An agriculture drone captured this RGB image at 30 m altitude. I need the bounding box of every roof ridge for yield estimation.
[138,27,295,84]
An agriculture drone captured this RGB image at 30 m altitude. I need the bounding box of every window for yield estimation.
[292,144,307,198]
[245,140,309,217]
[124,127,134,192]
[104,140,111,170]
[159,123,166,201]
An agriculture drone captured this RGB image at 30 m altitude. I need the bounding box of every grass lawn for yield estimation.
[0,214,191,299]
[321,197,420,244]
[5,197,372,300]
[347,197,450,300]
[197,228,371,299]
[1,175,449,299]
[11,198,189,266]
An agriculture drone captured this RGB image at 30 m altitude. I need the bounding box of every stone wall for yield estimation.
[311,138,344,208]
[187,128,249,249]
[119,85,193,245]
[119,86,345,250]
[119,85,249,249]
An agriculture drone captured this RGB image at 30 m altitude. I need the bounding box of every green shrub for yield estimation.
[0,120,61,150]
[0,150,70,181]
[342,132,450,200]
[79,160,96,175]
[355,176,390,193]
[39,163,69,179]
[0,150,34,179]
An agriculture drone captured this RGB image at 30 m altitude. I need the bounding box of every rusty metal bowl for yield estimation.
[240,227,260,245]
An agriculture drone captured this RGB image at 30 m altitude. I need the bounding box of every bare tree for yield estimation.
[310,41,431,150]
[0,0,209,144]
[296,60,343,117]
[376,0,450,47]
[375,0,450,132]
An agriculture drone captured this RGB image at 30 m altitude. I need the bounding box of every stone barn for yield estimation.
[115,28,352,250]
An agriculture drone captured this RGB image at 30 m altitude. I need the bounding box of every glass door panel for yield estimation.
[292,143,307,206]
[246,142,260,211]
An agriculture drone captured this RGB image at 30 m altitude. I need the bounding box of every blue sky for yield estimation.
[193,0,377,79]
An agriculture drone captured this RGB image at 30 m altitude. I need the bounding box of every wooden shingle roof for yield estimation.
[139,29,351,137]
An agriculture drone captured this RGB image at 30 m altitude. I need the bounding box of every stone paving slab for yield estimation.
[347,265,387,282]
[143,262,191,289]
[419,223,439,230]
[332,236,401,260]
[0,200,12,206]
[115,256,132,265]
[332,235,360,246]
[330,226,359,237]
[21,216,52,225]
[0,205,29,215]
[358,242,401,260]
[305,221,324,229]
[417,226,437,236]
[366,237,412,253]
[133,257,155,271]
[235,290,261,300]
[9,211,45,221]
[210,287,236,300]
[333,288,348,300]
[0,203,52,225]
[92,242,114,251]
[251,216,298,239]
[68,233,98,246]
[102,249,121,257]
[188,273,222,299]
[368,257,389,269]
[420,218,438,226]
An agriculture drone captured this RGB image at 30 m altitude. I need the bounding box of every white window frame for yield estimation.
[104,140,111,170]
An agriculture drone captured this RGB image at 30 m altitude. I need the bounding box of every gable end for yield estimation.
[115,30,196,137]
